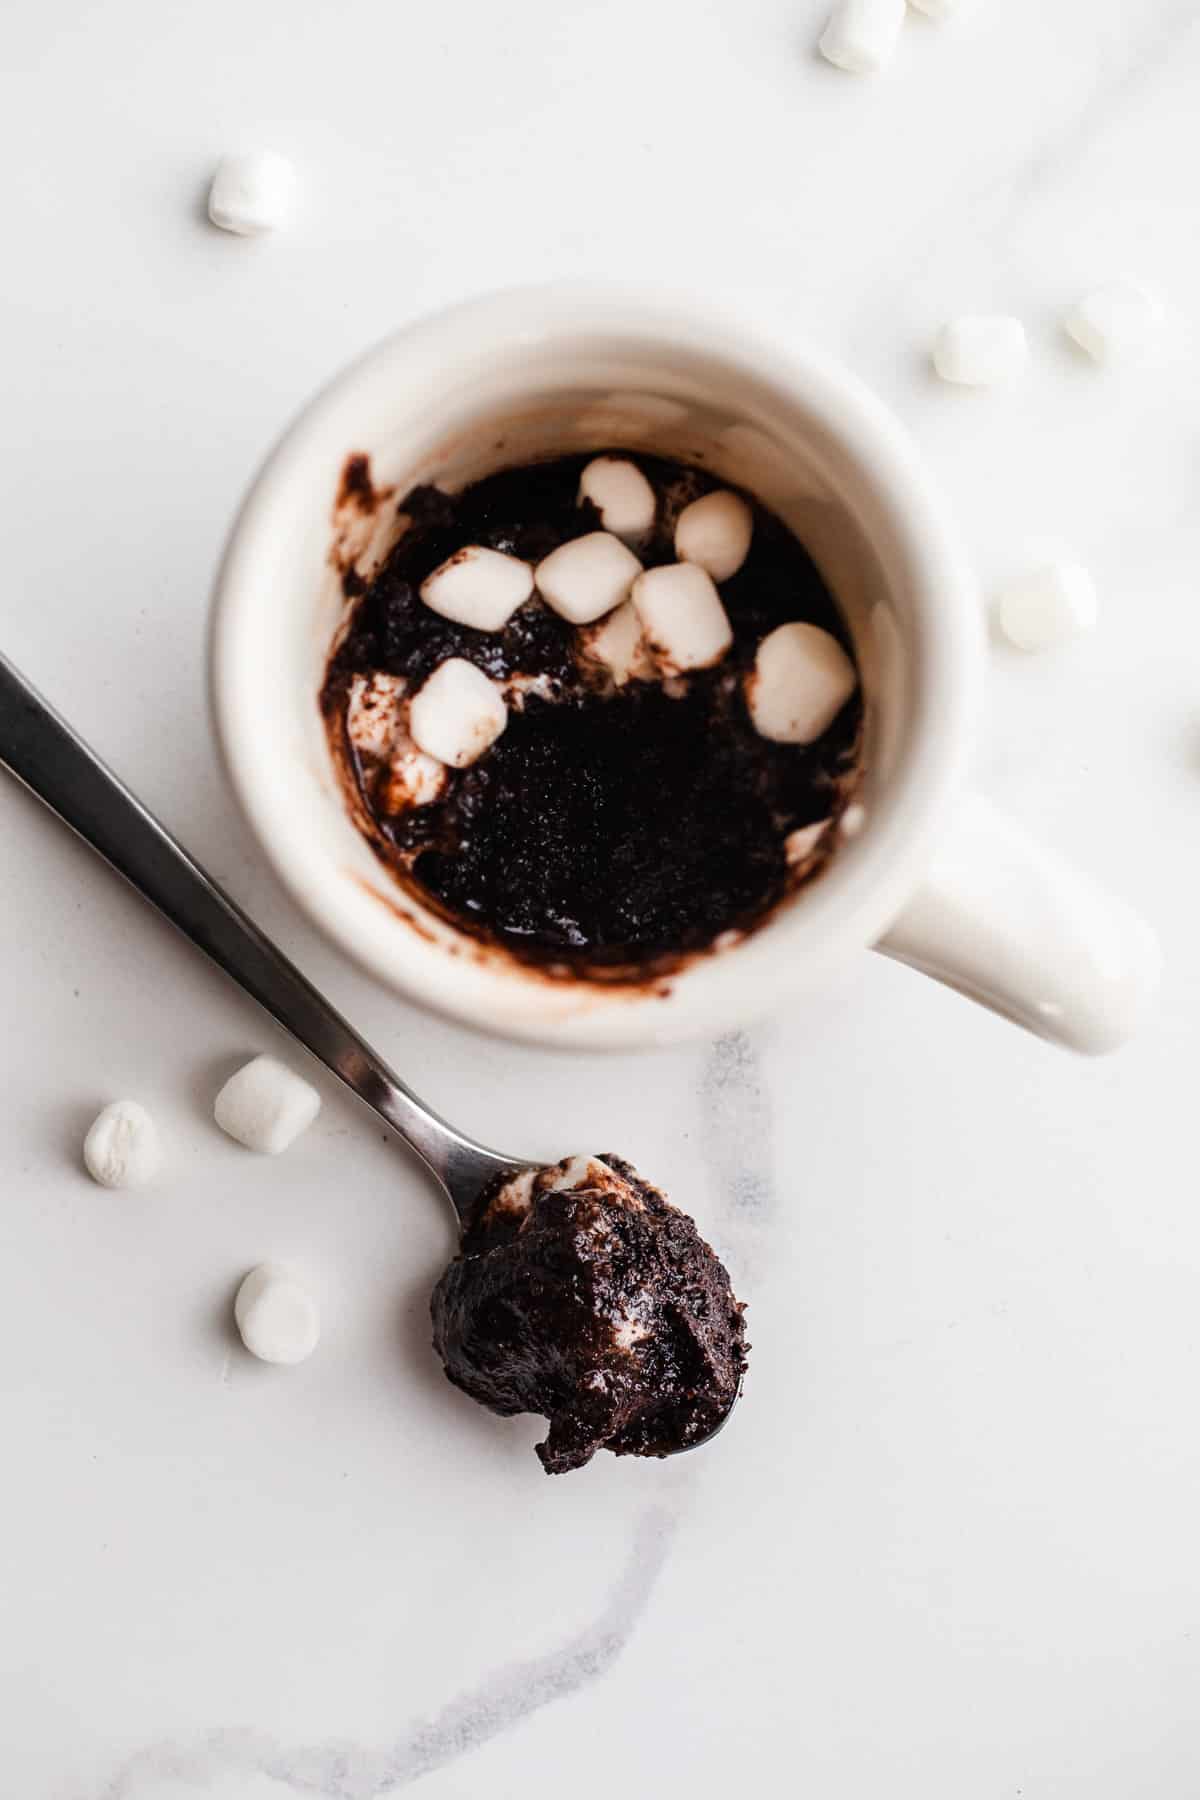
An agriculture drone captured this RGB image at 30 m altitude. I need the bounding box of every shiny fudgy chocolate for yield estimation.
[430,1155,747,1474]
[322,452,863,974]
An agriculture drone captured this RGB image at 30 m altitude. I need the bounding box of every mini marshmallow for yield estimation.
[378,738,447,812]
[545,1153,615,1193]
[215,1055,321,1155]
[746,622,858,744]
[409,657,507,767]
[419,546,534,632]
[820,0,907,72]
[579,600,655,687]
[83,1100,162,1189]
[346,672,405,760]
[908,0,961,17]
[933,316,1028,386]
[234,1265,320,1366]
[207,151,296,236]
[785,820,832,866]
[674,490,754,583]
[536,532,643,625]
[1064,280,1165,365]
[631,564,733,676]
[491,1167,539,1215]
[578,458,657,545]
[503,670,563,711]
[536,1155,650,1213]
[995,561,1097,652]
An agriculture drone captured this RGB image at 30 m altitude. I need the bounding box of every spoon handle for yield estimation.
[0,652,505,1209]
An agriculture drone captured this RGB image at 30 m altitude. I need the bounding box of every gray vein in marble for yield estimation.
[95,1507,676,1800]
[1007,0,1200,208]
[701,1031,774,1283]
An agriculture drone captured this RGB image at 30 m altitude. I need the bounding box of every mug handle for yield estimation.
[875,793,1162,1055]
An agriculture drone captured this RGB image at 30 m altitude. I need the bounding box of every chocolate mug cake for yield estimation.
[321,449,864,980]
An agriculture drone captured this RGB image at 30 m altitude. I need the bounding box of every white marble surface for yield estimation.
[2,1,1198,1793]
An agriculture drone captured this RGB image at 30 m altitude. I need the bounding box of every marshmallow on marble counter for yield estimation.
[933,316,1028,386]
[578,601,655,687]
[674,490,754,583]
[234,1265,321,1366]
[820,0,907,72]
[409,657,507,767]
[631,564,733,676]
[1064,280,1165,365]
[83,1100,162,1190]
[535,532,643,625]
[578,458,657,545]
[207,151,296,236]
[746,622,858,744]
[215,1055,321,1155]
[994,561,1097,652]
[419,545,534,632]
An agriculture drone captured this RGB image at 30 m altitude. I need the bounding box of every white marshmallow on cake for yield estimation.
[674,490,753,583]
[419,545,534,632]
[234,1265,321,1366]
[819,0,907,72]
[207,151,296,236]
[631,564,733,676]
[536,1154,647,1211]
[490,1167,539,1216]
[1064,280,1165,365]
[215,1056,321,1155]
[579,601,655,687]
[785,820,833,866]
[994,560,1097,652]
[578,458,657,545]
[746,622,857,744]
[409,657,507,767]
[535,532,643,625]
[543,1153,614,1193]
[346,672,405,760]
[379,737,447,811]
[933,316,1028,386]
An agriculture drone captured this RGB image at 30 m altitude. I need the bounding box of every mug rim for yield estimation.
[210,282,981,1048]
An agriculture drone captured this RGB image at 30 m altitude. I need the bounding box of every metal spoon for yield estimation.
[0,652,522,1221]
[0,652,740,1450]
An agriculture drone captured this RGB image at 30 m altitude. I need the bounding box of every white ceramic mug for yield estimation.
[210,284,1160,1055]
